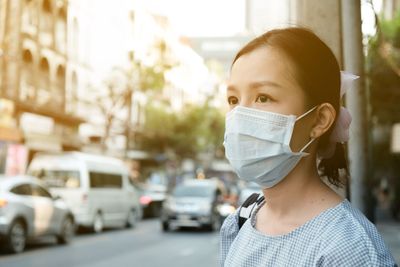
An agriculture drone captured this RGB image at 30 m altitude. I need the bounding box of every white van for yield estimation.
[27,152,142,233]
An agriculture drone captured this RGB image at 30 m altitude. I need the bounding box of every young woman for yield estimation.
[220,27,396,266]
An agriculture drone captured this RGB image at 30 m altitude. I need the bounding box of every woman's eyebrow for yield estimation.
[249,81,282,89]
[226,85,238,92]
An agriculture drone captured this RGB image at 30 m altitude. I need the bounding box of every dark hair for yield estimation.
[232,27,347,187]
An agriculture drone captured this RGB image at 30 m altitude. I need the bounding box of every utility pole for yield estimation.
[341,0,370,217]
[124,85,132,159]
[125,50,137,160]
[291,0,343,63]
[293,0,347,198]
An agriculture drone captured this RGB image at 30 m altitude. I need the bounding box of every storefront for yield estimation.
[0,127,27,175]
[0,99,28,175]
[19,112,64,163]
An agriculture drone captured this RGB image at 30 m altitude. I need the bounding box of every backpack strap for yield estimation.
[238,193,265,229]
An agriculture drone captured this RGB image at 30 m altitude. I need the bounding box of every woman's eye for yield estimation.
[227,96,238,105]
[256,95,271,103]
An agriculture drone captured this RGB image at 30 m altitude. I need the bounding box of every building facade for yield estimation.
[0,0,84,174]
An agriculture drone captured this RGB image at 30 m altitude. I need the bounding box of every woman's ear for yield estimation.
[311,103,336,139]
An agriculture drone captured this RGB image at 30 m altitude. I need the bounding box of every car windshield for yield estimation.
[173,185,214,198]
[29,170,81,188]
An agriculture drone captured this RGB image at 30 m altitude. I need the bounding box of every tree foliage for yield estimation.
[87,40,175,153]
[367,9,400,123]
[366,7,400,212]
[137,101,225,160]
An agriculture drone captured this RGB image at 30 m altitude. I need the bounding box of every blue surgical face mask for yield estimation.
[223,106,317,188]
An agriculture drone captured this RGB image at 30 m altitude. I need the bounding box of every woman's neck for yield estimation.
[260,156,339,218]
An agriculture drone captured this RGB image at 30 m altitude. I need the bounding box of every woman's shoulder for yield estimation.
[318,199,396,266]
[325,200,383,241]
[220,209,239,237]
[220,209,241,266]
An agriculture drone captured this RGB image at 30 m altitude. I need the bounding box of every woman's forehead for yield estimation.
[229,47,300,91]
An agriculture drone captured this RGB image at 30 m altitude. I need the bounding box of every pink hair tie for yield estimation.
[318,71,359,159]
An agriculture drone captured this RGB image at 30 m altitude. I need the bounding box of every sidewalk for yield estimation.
[377,221,400,264]
[375,205,400,264]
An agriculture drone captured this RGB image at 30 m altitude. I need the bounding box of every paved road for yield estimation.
[375,206,400,264]
[2,218,397,266]
[377,222,400,264]
[0,219,220,267]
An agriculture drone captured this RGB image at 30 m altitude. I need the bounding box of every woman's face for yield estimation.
[227,46,316,152]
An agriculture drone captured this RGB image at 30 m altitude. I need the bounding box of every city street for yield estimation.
[0,219,220,267]
[1,218,399,266]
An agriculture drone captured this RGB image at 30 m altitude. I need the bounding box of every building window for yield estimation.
[22,0,37,34]
[38,57,50,106]
[72,18,79,61]
[55,8,67,53]
[40,0,53,34]
[66,72,78,114]
[20,49,36,102]
[56,65,66,110]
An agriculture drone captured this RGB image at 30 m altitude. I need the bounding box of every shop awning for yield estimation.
[0,126,24,143]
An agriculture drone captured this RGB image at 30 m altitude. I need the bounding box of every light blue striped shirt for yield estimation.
[220,199,397,266]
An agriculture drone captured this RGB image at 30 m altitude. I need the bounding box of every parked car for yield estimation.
[27,152,142,233]
[139,183,167,218]
[0,175,75,253]
[161,179,225,231]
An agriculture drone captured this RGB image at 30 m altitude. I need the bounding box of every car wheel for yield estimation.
[7,220,26,253]
[93,212,104,233]
[57,216,74,244]
[126,209,138,228]
[162,221,169,232]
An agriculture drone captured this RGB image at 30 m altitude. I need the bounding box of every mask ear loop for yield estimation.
[295,106,318,153]
[300,138,316,153]
[296,105,318,121]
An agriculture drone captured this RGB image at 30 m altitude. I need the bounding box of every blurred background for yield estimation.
[0,0,399,266]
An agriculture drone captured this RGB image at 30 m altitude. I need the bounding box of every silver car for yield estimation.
[161,179,224,231]
[0,176,75,253]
